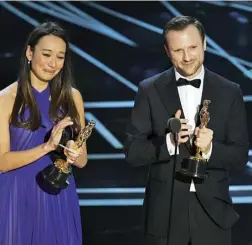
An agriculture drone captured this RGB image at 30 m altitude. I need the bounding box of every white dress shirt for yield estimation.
[166,65,212,192]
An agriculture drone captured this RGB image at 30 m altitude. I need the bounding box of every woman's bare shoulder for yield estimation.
[0,82,18,98]
[71,87,84,102]
[0,82,18,113]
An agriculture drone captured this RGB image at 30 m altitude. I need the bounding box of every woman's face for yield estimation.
[26,35,66,83]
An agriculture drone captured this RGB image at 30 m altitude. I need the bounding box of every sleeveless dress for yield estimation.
[0,85,82,245]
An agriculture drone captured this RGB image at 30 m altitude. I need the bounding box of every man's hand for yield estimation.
[194,127,213,153]
[170,109,193,146]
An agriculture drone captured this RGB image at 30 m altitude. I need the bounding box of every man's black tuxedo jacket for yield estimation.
[124,68,249,237]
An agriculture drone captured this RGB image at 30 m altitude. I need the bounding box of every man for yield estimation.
[124,16,248,245]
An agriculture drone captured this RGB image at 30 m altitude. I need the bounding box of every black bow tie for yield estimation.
[177,78,201,88]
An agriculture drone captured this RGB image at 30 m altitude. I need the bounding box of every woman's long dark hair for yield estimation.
[10,22,81,133]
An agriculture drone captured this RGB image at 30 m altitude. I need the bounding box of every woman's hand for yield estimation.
[64,140,83,164]
[45,117,73,151]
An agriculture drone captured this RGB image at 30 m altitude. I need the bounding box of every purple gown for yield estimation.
[0,85,82,245]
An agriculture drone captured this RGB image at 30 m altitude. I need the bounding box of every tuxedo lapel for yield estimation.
[154,68,185,118]
[154,68,191,155]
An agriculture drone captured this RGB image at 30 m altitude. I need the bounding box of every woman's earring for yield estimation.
[28,60,31,65]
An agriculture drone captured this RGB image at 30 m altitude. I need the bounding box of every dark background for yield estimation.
[0,1,252,244]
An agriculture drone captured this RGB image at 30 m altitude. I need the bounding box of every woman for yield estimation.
[0,22,86,245]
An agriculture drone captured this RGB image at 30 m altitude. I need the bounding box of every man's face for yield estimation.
[164,25,206,79]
